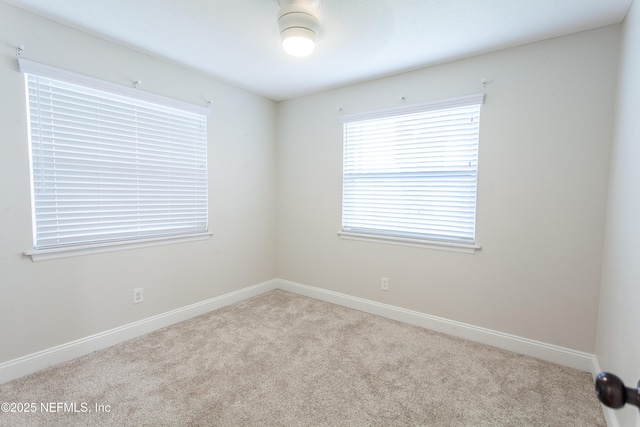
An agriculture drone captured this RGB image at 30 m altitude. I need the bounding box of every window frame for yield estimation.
[19,59,212,261]
[338,93,484,254]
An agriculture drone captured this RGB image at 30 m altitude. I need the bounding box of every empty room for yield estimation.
[0,0,638,425]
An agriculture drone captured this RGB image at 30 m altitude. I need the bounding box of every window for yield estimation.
[339,93,483,252]
[20,59,210,260]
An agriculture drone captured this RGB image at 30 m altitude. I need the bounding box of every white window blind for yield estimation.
[21,60,209,250]
[340,94,483,245]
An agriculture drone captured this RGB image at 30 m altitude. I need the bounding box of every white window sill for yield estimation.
[337,231,481,254]
[24,232,213,262]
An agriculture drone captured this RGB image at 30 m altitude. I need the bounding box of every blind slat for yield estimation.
[26,71,209,250]
[342,98,482,244]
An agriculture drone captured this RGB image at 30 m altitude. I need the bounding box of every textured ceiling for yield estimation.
[2,0,633,100]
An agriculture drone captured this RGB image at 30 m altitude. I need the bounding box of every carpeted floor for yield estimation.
[0,289,605,426]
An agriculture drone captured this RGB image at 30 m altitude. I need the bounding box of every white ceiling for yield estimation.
[2,0,633,101]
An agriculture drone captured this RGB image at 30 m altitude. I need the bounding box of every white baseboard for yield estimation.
[0,277,605,397]
[277,279,627,425]
[0,279,276,384]
[275,278,597,373]
[2,277,616,424]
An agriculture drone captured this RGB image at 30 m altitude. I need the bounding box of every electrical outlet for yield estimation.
[381,277,389,291]
[133,288,143,304]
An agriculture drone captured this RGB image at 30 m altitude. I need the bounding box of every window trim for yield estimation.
[24,232,213,262]
[18,59,211,116]
[337,231,481,254]
[338,93,484,125]
[339,93,484,253]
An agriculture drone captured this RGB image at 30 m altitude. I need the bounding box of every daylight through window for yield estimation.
[340,93,483,247]
[20,59,209,252]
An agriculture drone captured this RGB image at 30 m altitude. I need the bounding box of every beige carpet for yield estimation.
[0,289,604,426]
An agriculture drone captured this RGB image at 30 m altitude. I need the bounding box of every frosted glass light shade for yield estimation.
[278,5,319,57]
[281,27,316,57]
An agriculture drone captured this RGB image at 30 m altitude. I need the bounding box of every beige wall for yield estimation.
[596,0,640,425]
[0,0,627,373]
[276,25,620,353]
[0,3,277,363]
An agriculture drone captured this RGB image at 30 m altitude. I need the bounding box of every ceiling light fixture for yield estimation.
[277,0,321,57]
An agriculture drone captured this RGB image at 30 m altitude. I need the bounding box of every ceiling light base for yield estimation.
[277,1,320,57]
[278,0,320,9]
